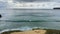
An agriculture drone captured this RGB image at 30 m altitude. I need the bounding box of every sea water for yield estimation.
[0,9,60,32]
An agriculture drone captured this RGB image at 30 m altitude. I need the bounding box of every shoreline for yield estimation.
[1,28,60,34]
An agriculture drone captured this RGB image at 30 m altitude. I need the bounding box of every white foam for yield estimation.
[0,29,22,34]
[0,27,49,34]
[0,27,32,34]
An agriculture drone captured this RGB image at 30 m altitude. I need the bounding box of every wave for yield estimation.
[15,15,53,17]
[0,27,48,34]
[0,26,59,34]
[0,19,60,22]
[0,29,22,34]
[4,20,48,22]
[0,27,32,34]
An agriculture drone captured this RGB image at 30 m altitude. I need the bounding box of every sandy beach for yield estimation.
[1,29,60,34]
[11,30,46,34]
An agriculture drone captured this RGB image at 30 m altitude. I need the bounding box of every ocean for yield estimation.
[0,9,60,32]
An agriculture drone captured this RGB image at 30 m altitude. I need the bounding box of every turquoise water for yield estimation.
[0,9,60,32]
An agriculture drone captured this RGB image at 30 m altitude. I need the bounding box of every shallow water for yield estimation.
[0,9,60,31]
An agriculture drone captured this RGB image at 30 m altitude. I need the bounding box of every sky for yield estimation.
[0,0,60,9]
[13,0,60,2]
[0,0,7,9]
[14,0,52,2]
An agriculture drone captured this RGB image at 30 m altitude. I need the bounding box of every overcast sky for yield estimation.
[0,0,60,9]
[14,0,52,2]
[0,0,7,9]
[13,0,60,2]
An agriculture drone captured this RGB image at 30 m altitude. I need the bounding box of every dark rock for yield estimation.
[0,14,2,18]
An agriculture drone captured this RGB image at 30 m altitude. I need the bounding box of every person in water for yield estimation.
[0,14,2,18]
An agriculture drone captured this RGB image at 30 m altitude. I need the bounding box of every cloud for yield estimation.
[0,0,60,9]
[0,0,4,2]
[0,0,14,9]
[0,0,7,2]
[13,0,60,3]
[14,0,52,2]
[0,0,7,9]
